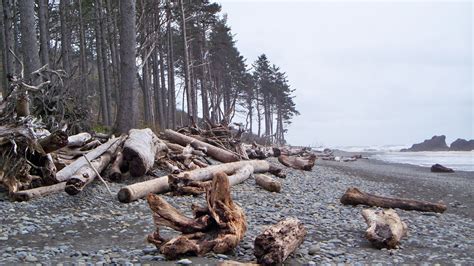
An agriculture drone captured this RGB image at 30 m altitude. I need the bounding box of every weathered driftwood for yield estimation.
[65,137,123,195]
[11,182,66,201]
[118,160,273,203]
[254,218,307,265]
[340,187,447,213]
[169,164,255,196]
[38,130,68,153]
[164,129,240,162]
[147,172,247,259]
[67,132,92,147]
[255,174,281,193]
[56,138,122,182]
[109,151,127,182]
[123,128,161,177]
[80,139,102,151]
[278,154,316,171]
[362,209,408,249]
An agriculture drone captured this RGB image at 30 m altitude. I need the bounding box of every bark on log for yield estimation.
[118,160,271,203]
[11,182,66,201]
[147,172,247,259]
[65,137,123,195]
[362,209,408,249]
[254,218,306,265]
[67,132,92,147]
[255,174,281,193]
[38,130,68,153]
[169,165,254,196]
[340,187,447,213]
[55,137,122,182]
[122,128,160,177]
[278,154,316,171]
[109,151,127,182]
[164,129,240,162]
[80,139,102,151]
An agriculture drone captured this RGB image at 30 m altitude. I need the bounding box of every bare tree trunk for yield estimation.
[178,0,193,122]
[59,0,71,75]
[2,0,15,79]
[158,46,168,128]
[166,3,176,129]
[94,1,110,126]
[19,0,40,83]
[38,0,49,67]
[97,0,113,124]
[105,0,120,105]
[141,60,155,127]
[152,49,165,129]
[115,0,138,133]
[0,0,6,94]
[78,0,89,102]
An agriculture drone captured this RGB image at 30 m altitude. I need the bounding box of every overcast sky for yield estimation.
[218,0,473,147]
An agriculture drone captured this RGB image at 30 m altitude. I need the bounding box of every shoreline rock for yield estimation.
[449,138,474,151]
[401,135,449,152]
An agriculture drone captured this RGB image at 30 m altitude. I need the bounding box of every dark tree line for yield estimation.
[0,0,298,144]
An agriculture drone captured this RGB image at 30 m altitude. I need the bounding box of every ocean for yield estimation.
[330,145,474,172]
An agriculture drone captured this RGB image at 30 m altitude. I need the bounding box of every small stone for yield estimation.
[25,255,38,262]
[142,247,156,255]
[307,261,316,265]
[308,244,320,255]
[176,258,192,265]
[216,254,228,260]
[0,236,8,241]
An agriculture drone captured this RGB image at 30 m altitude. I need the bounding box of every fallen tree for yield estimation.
[278,154,316,171]
[254,218,306,265]
[362,209,408,249]
[255,174,281,193]
[164,129,240,163]
[67,132,92,148]
[340,187,447,213]
[11,182,66,201]
[38,130,68,153]
[147,172,246,259]
[118,160,280,203]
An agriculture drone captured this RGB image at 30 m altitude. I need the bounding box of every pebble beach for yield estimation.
[0,157,472,264]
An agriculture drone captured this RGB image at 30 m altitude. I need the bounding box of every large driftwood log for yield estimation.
[118,160,276,203]
[55,137,122,182]
[147,172,247,259]
[65,137,123,195]
[169,164,254,195]
[122,128,161,177]
[164,129,240,162]
[255,174,281,193]
[278,154,316,171]
[67,132,92,147]
[254,218,306,265]
[38,130,68,153]
[340,187,447,213]
[362,209,408,249]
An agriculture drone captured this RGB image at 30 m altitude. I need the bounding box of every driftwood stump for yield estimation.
[254,218,306,265]
[340,187,447,213]
[362,209,408,249]
[278,154,316,171]
[123,128,161,177]
[147,172,247,259]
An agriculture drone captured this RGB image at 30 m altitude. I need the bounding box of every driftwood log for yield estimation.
[38,130,68,153]
[64,137,123,195]
[55,137,123,182]
[122,128,161,177]
[11,182,66,201]
[254,218,306,265]
[340,187,447,213]
[109,151,127,182]
[67,132,92,147]
[164,129,240,162]
[118,160,277,203]
[278,154,316,171]
[169,164,255,195]
[362,209,408,249]
[147,172,247,259]
[255,174,281,193]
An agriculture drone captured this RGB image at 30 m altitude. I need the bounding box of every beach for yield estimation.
[0,157,472,264]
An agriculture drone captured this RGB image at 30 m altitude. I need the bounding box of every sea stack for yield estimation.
[401,135,449,152]
[450,138,474,151]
